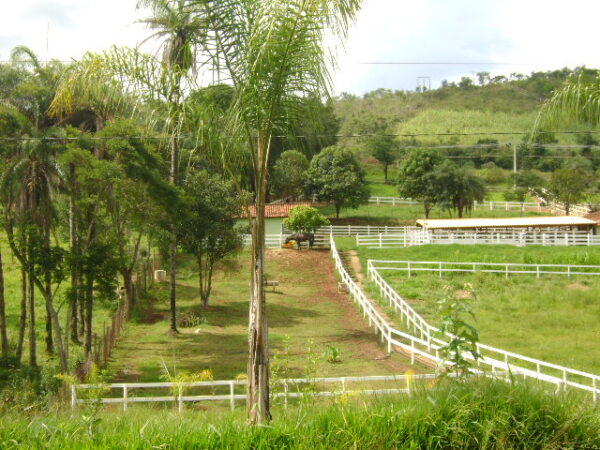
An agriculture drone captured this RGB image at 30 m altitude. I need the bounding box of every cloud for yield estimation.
[18,0,82,29]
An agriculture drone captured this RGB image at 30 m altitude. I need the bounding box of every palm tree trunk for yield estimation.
[247,134,271,423]
[169,133,179,333]
[0,247,8,355]
[16,266,27,361]
[28,265,37,368]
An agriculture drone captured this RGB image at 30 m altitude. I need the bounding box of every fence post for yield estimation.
[439,262,442,278]
[379,233,383,249]
[410,340,415,365]
[387,328,392,353]
[407,262,411,278]
[536,265,540,279]
[178,385,183,413]
[593,378,597,405]
[71,385,77,413]
[123,386,128,412]
[229,381,235,411]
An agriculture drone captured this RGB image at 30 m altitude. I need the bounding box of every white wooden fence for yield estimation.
[243,233,330,248]
[281,225,420,236]
[72,373,464,412]
[369,196,544,212]
[361,256,600,402]
[356,229,600,248]
[369,260,600,279]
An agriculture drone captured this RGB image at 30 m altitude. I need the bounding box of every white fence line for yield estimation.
[72,373,465,412]
[363,258,600,402]
[243,233,330,249]
[281,225,420,236]
[370,260,600,279]
[369,196,544,212]
[356,230,600,248]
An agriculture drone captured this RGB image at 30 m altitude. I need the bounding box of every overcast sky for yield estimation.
[1,0,600,95]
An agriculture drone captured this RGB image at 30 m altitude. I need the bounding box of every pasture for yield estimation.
[345,242,600,374]
[108,248,424,383]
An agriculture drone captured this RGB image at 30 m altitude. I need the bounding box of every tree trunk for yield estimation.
[383,164,388,183]
[84,271,94,362]
[424,202,431,219]
[16,266,27,362]
[169,133,179,333]
[335,203,341,219]
[0,248,8,355]
[78,287,85,338]
[69,174,81,344]
[198,254,214,309]
[122,271,135,316]
[28,266,36,368]
[565,202,570,216]
[247,135,271,424]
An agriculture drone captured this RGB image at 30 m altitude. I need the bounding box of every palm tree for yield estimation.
[137,0,208,333]
[535,72,600,130]
[202,0,362,423]
[1,133,68,371]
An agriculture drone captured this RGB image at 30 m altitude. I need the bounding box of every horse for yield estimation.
[285,232,315,250]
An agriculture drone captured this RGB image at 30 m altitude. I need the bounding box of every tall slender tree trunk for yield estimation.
[247,135,271,423]
[44,298,54,355]
[69,167,81,343]
[28,265,37,368]
[84,271,94,362]
[0,247,8,355]
[16,266,27,362]
[169,133,179,333]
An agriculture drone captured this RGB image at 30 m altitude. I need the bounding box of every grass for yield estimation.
[108,249,424,383]
[346,243,600,374]
[0,377,597,449]
[317,202,546,226]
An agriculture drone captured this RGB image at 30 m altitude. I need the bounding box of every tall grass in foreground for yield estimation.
[0,378,598,449]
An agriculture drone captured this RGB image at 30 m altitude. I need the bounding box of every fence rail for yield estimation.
[72,373,464,412]
[369,196,544,211]
[363,257,600,402]
[370,260,600,279]
[356,230,600,248]
[281,225,420,236]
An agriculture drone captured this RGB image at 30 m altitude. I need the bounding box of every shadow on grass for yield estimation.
[178,300,321,329]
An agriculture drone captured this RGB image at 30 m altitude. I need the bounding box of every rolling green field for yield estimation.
[344,243,600,374]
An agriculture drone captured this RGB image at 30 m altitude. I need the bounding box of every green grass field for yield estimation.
[344,243,600,374]
[108,249,423,383]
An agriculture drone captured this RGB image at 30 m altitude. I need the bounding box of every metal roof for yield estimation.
[416,216,597,230]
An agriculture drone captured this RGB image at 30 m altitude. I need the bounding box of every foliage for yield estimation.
[548,168,591,214]
[366,135,398,182]
[396,148,443,218]
[270,150,309,201]
[434,162,486,218]
[305,146,370,218]
[283,206,329,233]
[436,284,481,376]
[323,345,342,363]
[178,170,244,307]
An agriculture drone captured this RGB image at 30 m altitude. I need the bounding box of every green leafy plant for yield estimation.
[323,344,342,363]
[436,283,481,377]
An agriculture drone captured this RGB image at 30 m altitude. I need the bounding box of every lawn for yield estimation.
[344,243,600,374]
[108,248,425,383]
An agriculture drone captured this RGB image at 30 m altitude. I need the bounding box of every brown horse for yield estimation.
[285,232,315,250]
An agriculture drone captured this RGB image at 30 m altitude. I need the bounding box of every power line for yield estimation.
[355,62,554,66]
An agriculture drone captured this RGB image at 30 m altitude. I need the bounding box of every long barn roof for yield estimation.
[416,216,596,230]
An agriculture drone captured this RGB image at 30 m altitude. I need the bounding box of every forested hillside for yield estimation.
[334,68,600,152]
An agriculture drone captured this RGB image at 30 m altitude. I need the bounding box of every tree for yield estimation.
[549,168,590,215]
[305,146,370,219]
[396,148,443,218]
[367,135,397,183]
[138,0,208,335]
[435,162,486,218]
[204,0,362,423]
[178,170,244,308]
[270,150,309,201]
[283,206,329,233]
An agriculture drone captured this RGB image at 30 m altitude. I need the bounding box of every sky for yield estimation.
[1,0,600,96]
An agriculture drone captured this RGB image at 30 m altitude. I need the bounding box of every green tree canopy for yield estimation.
[396,148,443,218]
[548,168,591,215]
[283,206,329,233]
[305,146,370,218]
[435,162,486,218]
[367,135,397,183]
[270,150,309,201]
